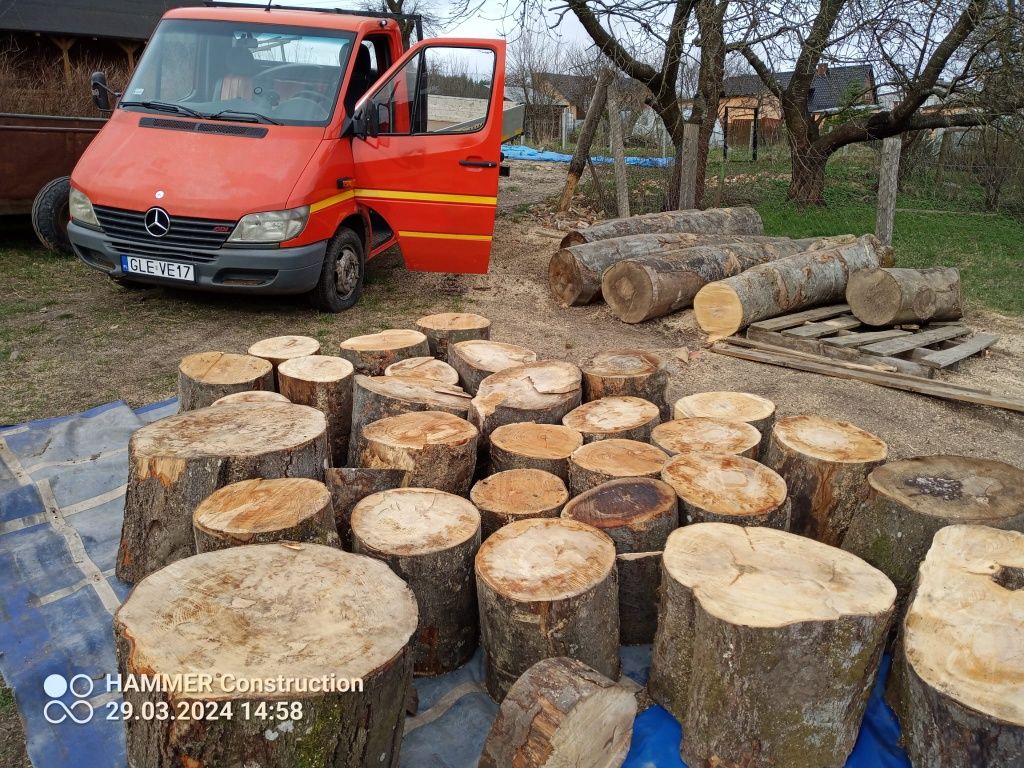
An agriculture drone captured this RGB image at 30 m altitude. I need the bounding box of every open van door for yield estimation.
[350,39,505,274]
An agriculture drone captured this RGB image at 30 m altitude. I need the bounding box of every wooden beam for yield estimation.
[823,329,912,348]
[918,333,999,369]
[749,305,852,332]
[860,325,971,356]
[782,316,861,338]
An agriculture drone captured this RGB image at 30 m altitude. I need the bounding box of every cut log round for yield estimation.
[339,329,430,375]
[842,455,1024,610]
[470,361,583,442]
[887,525,1024,768]
[651,417,762,459]
[470,468,569,538]
[580,349,669,418]
[357,410,478,496]
[415,312,491,359]
[192,478,338,552]
[847,266,962,327]
[211,390,290,406]
[384,356,460,387]
[114,543,417,768]
[763,415,888,546]
[325,467,407,548]
[559,206,764,248]
[661,452,790,529]
[692,235,888,340]
[649,523,896,768]
[277,355,354,469]
[177,351,274,411]
[448,340,537,394]
[475,517,620,701]
[562,395,660,443]
[673,391,776,453]
[117,403,328,584]
[247,335,320,386]
[479,656,637,768]
[351,488,481,675]
[567,439,669,495]
[489,422,584,481]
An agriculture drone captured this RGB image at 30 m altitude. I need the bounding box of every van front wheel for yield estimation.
[309,228,364,312]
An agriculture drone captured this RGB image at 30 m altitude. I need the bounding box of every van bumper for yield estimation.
[68,222,326,295]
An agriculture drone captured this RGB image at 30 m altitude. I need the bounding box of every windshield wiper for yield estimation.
[205,109,280,125]
[120,100,207,119]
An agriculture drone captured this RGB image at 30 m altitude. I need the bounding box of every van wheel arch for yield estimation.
[308,224,365,313]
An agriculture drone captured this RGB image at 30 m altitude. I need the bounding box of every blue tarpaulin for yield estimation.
[502,143,673,168]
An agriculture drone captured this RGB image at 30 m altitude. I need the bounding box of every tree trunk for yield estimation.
[117,403,328,584]
[846,267,962,327]
[488,422,583,481]
[448,340,537,394]
[580,349,668,418]
[470,361,582,443]
[650,524,896,768]
[339,329,431,375]
[557,68,614,213]
[567,438,669,496]
[384,356,460,387]
[562,395,660,443]
[351,487,481,676]
[277,355,354,469]
[787,143,831,206]
[211,390,290,406]
[651,416,762,460]
[661,453,789,528]
[247,335,320,387]
[325,467,407,549]
[414,312,491,359]
[115,544,415,768]
[673,390,776,455]
[177,352,274,412]
[470,468,569,539]
[559,206,764,248]
[475,517,620,701]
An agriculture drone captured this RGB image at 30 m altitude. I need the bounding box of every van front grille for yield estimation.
[94,206,235,252]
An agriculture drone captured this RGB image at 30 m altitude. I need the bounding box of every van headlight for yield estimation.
[228,206,310,243]
[69,187,99,228]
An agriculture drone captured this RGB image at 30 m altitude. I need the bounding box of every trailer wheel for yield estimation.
[31,176,73,255]
[308,227,364,312]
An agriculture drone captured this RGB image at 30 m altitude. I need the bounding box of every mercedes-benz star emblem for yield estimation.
[144,207,170,238]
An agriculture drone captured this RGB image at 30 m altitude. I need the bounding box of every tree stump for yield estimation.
[887,525,1024,768]
[471,361,582,443]
[177,352,274,411]
[673,390,776,453]
[415,312,491,359]
[357,410,478,496]
[489,422,583,481]
[470,468,569,538]
[847,266,962,327]
[479,656,637,768]
[339,329,430,375]
[662,452,790,529]
[211,390,290,406]
[649,523,896,768]
[476,517,620,701]
[561,477,678,645]
[114,543,417,768]
[192,478,339,552]
[651,416,763,459]
[117,403,328,584]
[763,415,888,546]
[277,355,354,469]
[580,349,669,419]
[325,467,407,548]
[448,340,537,394]
[567,439,669,495]
[384,356,460,387]
[247,334,320,386]
[842,455,1024,611]
[351,488,481,676]
[562,395,660,443]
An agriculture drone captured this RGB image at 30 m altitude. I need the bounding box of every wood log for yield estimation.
[649,523,896,768]
[488,422,583,481]
[276,355,354,469]
[470,361,582,442]
[117,403,327,584]
[339,329,430,375]
[415,312,492,359]
[177,351,273,411]
[603,236,857,323]
[247,334,320,386]
[448,340,537,394]
[351,488,481,675]
[559,206,764,248]
[357,410,478,496]
[580,349,669,418]
[479,656,637,768]
[763,415,888,546]
[887,525,1024,768]
[114,543,417,768]
[325,467,407,548]
[847,266,962,327]
[470,468,569,538]
[693,235,890,341]
[567,438,669,495]
[842,455,1024,611]
[211,390,290,406]
[673,390,776,454]
[616,552,663,646]
[562,395,660,443]
[651,417,762,459]
[661,452,790,529]
[475,517,620,701]
[384,356,460,386]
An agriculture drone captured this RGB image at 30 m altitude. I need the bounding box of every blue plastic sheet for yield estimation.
[502,143,672,168]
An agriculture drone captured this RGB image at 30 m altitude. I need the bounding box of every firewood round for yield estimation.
[326,467,407,549]
[562,396,660,443]
[246,334,321,386]
[177,351,274,411]
[339,329,430,375]
[384,356,460,387]
[471,361,582,441]
[415,312,491,359]
[651,416,762,459]
[489,422,584,480]
[673,391,776,451]
[277,355,354,469]
[846,266,962,327]
[567,438,669,495]
[471,468,569,538]
[449,340,537,394]
[211,390,290,406]
[580,349,668,417]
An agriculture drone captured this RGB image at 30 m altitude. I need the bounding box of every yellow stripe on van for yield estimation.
[356,189,497,206]
[398,230,493,242]
[309,189,355,213]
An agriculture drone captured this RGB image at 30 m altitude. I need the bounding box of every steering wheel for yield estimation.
[288,90,329,106]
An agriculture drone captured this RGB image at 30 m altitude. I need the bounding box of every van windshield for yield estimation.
[121,19,355,126]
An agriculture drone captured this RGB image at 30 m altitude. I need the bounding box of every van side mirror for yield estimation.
[354,102,381,140]
[91,72,111,112]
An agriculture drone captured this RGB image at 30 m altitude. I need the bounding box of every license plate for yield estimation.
[120,255,195,282]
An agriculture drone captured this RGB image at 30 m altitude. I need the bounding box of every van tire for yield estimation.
[309,227,364,312]
[32,176,73,255]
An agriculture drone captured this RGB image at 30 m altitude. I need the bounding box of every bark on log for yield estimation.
[693,235,891,340]
[277,355,354,469]
[384,356,460,387]
[339,329,430,375]
[114,543,417,768]
[470,468,569,538]
[651,417,763,459]
[649,523,896,768]
[581,349,669,418]
[325,467,407,548]
[562,396,660,443]
[616,552,663,646]
[470,361,582,443]
[192,478,339,552]
[559,206,765,248]
[357,410,478,496]
[661,452,790,529]
[479,656,637,768]
[847,267,962,327]
[247,335,320,386]
[351,488,481,675]
[763,415,888,546]
[567,439,669,496]
[673,390,776,454]
[842,456,1024,612]
[415,312,491,359]
[887,525,1024,768]
[475,517,620,701]
[211,390,290,406]
[448,340,537,394]
[488,422,583,481]
[117,403,328,584]
[177,352,274,411]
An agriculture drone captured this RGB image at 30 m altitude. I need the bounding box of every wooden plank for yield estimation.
[860,325,970,356]
[783,316,861,338]
[919,333,999,369]
[823,329,911,347]
[749,304,851,332]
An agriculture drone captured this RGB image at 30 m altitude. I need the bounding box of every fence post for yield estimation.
[678,123,700,210]
[607,81,630,217]
[876,136,901,246]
